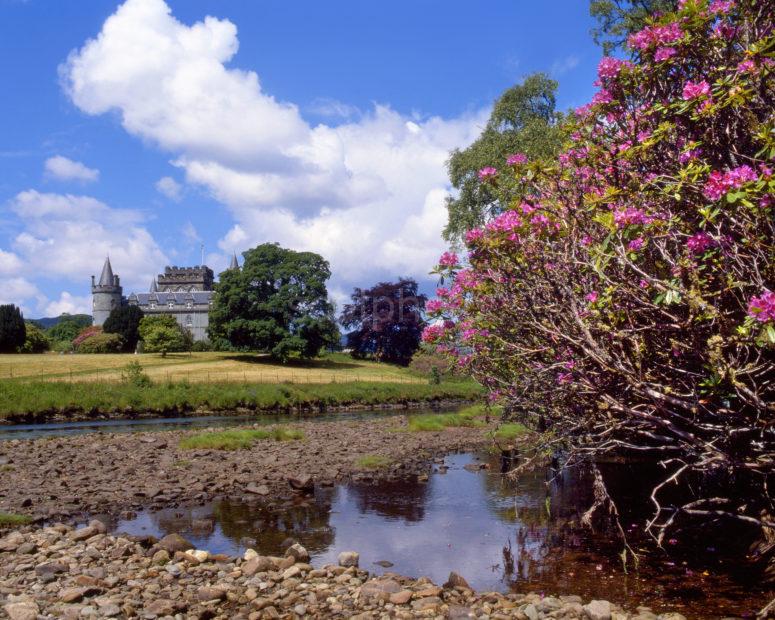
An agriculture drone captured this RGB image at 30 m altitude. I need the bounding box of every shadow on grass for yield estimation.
[223,353,366,371]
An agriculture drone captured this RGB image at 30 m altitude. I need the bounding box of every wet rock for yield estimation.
[242,556,274,576]
[584,599,613,620]
[0,531,25,551]
[246,483,270,496]
[3,601,39,620]
[448,606,476,619]
[360,578,401,601]
[412,596,442,611]
[151,549,170,565]
[144,598,176,616]
[157,532,193,553]
[389,590,413,605]
[373,560,393,568]
[285,543,309,562]
[197,586,227,602]
[15,541,37,554]
[288,474,314,493]
[191,518,215,533]
[444,571,471,590]
[338,551,359,567]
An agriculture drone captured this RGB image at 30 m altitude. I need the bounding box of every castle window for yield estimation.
[150,302,156,309]
[186,301,193,309]
[185,315,193,327]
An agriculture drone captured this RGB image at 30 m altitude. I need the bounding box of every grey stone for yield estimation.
[285,543,310,562]
[523,603,539,620]
[157,533,193,553]
[584,599,612,620]
[337,551,359,567]
[3,602,39,620]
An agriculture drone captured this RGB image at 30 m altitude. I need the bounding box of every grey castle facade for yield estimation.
[91,254,239,342]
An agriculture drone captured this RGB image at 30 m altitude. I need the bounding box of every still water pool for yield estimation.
[109,451,769,619]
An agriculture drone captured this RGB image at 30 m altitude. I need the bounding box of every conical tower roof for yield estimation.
[229,252,239,270]
[98,257,114,286]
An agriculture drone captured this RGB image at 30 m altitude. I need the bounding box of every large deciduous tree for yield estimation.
[0,305,26,354]
[427,1,774,556]
[208,244,339,361]
[103,305,144,352]
[340,279,427,366]
[444,73,565,244]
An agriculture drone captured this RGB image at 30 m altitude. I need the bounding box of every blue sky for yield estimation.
[0,0,600,318]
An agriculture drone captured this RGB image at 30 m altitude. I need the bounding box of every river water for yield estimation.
[104,451,768,619]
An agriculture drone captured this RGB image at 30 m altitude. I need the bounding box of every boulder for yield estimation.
[0,531,25,552]
[360,578,401,602]
[288,474,314,492]
[196,586,227,602]
[157,533,194,553]
[246,483,270,496]
[242,556,274,576]
[444,571,471,590]
[338,551,359,567]
[3,602,39,620]
[285,543,310,562]
[584,600,612,620]
[389,590,413,605]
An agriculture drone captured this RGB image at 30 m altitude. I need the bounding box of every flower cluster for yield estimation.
[438,251,459,268]
[478,167,498,180]
[506,153,528,166]
[682,79,711,100]
[747,290,775,323]
[628,21,683,51]
[702,165,758,201]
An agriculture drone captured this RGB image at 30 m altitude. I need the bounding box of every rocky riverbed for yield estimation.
[0,524,685,619]
[0,415,490,523]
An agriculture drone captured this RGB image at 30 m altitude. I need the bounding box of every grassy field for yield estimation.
[0,351,425,384]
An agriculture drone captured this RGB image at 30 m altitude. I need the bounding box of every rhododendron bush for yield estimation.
[427,0,774,546]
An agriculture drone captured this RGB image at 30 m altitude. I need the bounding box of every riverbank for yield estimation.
[0,380,483,423]
[0,524,681,620]
[0,414,492,523]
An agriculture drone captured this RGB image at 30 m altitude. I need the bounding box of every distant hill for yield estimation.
[30,314,92,329]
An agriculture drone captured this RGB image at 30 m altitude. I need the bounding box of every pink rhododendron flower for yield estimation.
[736,59,755,73]
[628,22,683,50]
[592,89,614,106]
[436,287,450,298]
[654,47,678,62]
[556,372,573,385]
[747,290,775,323]
[679,148,702,163]
[425,299,444,314]
[639,279,650,289]
[465,228,483,244]
[507,153,528,166]
[686,232,716,254]
[581,235,593,246]
[597,57,631,80]
[710,0,734,14]
[682,80,711,100]
[421,324,445,343]
[586,291,599,303]
[438,251,458,268]
[713,22,735,39]
[478,166,498,180]
[703,165,758,200]
[613,207,651,227]
[628,237,645,251]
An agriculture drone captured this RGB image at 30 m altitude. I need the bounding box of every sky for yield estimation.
[0,0,600,318]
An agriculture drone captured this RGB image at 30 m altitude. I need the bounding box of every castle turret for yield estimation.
[91,257,123,326]
[229,252,240,271]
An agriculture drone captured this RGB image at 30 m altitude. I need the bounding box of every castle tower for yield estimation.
[91,257,123,326]
[229,252,240,270]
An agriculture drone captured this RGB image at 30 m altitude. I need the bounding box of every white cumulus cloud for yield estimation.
[7,190,168,299]
[44,155,100,183]
[61,0,486,294]
[43,292,92,317]
[155,176,183,201]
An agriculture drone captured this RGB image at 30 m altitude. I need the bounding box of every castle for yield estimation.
[91,254,239,342]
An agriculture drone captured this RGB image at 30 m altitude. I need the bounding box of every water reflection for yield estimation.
[113,452,769,618]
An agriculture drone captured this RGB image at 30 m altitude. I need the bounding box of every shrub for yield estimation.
[72,325,101,349]
[121,361,152,388]
[77,333,125,353]
[18,322,50,353]
[408,347,457,377]
[426,1,774,546]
